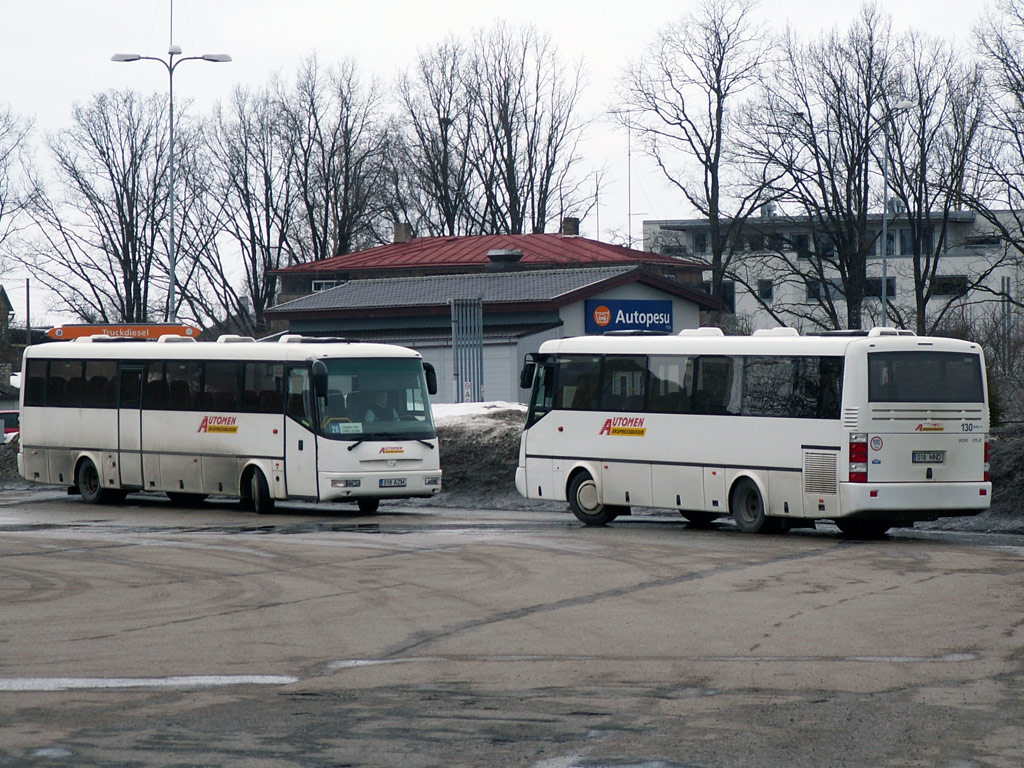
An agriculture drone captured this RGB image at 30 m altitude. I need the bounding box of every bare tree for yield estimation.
[202,84,298,331]
[17,90,171,322]
[467,22,592,234]
[884,33,992,334]
[739,5,895,330]
[0,105,31,275]
[620,0,770,307]
[393,38,480,236]
[972,0,1024,267]
[280,56,391,261]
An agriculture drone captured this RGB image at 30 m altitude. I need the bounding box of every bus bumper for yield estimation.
[319,470,442,502]
[839,481,991,520]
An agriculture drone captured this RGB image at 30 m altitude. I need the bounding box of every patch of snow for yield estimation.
[432,400,526,425]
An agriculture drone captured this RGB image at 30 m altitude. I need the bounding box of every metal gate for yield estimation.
[450,298,484,402]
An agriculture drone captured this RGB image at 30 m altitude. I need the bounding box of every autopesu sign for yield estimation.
[585,299,673,334]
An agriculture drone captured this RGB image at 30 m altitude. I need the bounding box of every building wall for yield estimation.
[644,212,1024,333]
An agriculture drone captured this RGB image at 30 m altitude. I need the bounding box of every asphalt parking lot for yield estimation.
[1,489,1022,767]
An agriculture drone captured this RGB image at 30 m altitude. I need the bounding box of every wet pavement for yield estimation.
[0,487,1022,767]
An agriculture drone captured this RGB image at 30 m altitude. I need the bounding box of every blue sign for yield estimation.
[585,299,673,334]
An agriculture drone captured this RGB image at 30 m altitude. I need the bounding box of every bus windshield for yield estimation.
[317,357,435,441]
[868,351,984,403]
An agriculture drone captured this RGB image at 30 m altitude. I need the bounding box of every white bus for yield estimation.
[515,327,991,536]
[19,334,442,512]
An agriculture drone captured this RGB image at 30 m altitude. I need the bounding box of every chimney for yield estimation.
[393,222,413,244]
[486,249,524,271]
[560,217,580,236]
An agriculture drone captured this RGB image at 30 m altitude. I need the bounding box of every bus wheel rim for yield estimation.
[577,481,600,513]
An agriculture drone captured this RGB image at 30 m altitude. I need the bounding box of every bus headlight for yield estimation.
[424,476,441,487]
[331,478,362,488]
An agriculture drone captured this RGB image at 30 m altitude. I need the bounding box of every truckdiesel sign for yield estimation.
[585,299,673,334]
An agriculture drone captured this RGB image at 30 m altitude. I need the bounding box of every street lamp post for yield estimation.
[878,100,914,327]
[112,47,231,321]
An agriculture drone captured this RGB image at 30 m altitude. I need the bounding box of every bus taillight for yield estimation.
[849,433,868,483]
[984,441,991,482]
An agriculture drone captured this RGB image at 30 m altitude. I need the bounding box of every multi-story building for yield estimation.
[644,209,1023,335]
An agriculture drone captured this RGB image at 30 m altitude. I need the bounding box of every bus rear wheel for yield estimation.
[730,478,778,534]
[76,458,118,505]
[567,472,623,526]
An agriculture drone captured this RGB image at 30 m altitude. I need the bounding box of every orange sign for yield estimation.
[46,324,201,340]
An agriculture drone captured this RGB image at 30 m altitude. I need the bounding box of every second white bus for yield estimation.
[515,327,991,536]
[19,334,442,512]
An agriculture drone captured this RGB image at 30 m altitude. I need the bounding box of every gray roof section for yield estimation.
[270,265,655,313]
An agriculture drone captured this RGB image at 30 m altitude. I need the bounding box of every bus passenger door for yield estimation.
[284,366,319,500]
[117,366,144,488]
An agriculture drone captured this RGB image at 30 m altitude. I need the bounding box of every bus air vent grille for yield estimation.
[803,452,838,495]
[842,408,859,429]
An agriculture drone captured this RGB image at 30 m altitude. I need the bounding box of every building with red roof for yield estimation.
[268,220,721,402]
[273,220,704,305]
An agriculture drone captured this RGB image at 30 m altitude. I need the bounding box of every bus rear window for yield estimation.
[868,351,984,403]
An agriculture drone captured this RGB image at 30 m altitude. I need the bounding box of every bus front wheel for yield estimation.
[357,497,380,513]
[246,468,275,515]
[567,472,623,526]
[730,478,777,534]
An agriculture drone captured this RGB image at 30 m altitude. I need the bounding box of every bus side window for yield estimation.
[646,356,691,413]
[600,356,647,412]
[24,360,46,407]
[692,356,736,415]
[244,362,283,414]
[144,363,167,410]
[554,356,601,410]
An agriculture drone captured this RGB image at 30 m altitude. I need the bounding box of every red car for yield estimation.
[1,410,19,442]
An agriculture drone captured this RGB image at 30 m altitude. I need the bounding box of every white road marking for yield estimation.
[0,675,298,691]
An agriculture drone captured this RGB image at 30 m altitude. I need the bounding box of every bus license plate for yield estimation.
[379,478,407,488]
[912,451,945,464]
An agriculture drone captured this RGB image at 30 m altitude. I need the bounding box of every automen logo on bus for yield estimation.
[599,417,647,436]
[197,415,239,434]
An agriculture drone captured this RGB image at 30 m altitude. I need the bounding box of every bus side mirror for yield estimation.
[423,362,438,395]
[311,360,328,398]
[520,361,536,390]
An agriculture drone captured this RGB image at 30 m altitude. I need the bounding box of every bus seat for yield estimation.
[241,389,258,411]
[258,390,282,413]
[85,376,109,408]
[168,380,193,410]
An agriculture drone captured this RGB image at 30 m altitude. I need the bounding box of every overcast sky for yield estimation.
[0,0,990,323]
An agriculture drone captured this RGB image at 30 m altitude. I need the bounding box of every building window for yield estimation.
[757,279,774,302]
[312,280,343,292]
[806,279,843,301]
[792,233,811,259]
[814,236,835,259]
[899,229,912,256]
[965,235,1001,248]
[662,246,688,256]
[692,231,707,254]
[864,277,897,298]
[932,275,969,297]
[748,232,764,251]
[702,280,736,313]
